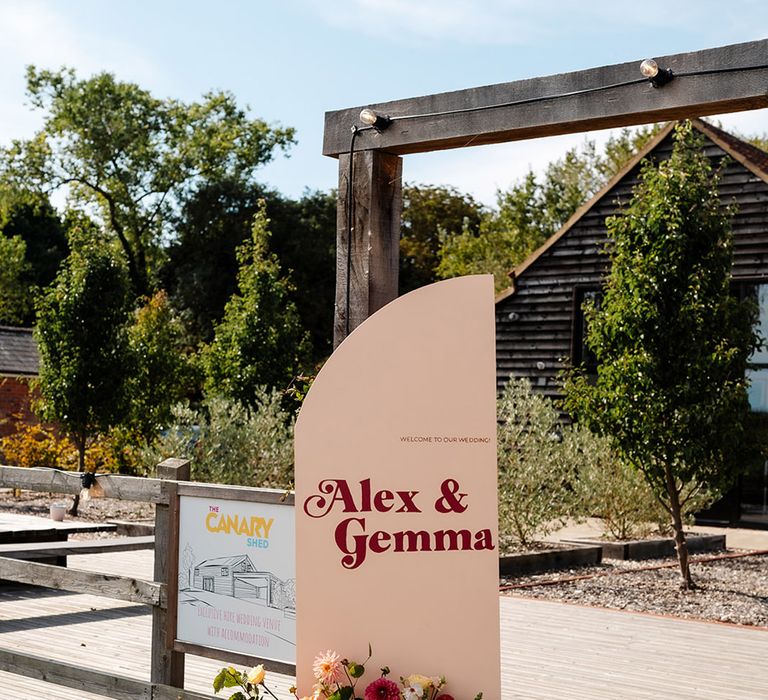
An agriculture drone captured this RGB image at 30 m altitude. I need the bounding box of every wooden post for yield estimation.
[151,457,190,688]
[334,149,403,347]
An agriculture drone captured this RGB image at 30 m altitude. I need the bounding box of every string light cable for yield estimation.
[342,59,768,339]
[355,61,768,129]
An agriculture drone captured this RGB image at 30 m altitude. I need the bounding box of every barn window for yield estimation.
[571,287,602,374]
[744,282,768,413]
[221,567,229,576]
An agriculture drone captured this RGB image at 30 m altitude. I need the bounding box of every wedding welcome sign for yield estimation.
[295,275,501,699]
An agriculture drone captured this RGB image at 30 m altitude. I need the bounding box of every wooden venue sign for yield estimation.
[167,482,297,675]
[295,275,501,698]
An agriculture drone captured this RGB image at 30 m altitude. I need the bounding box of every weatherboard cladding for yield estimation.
[495,120,768,402]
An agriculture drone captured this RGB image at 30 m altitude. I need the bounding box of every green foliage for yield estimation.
[400,183,485,293]
[539,143,604,230]
[203,205,309,405]
[257,188,337,358]
[563,122,759,585]
[573,426,718,540]
[571,429,659,540]
[34,231,133,470]
[0,66,294,295]
[0,191,69,292]
[436,173,548,292]
[143,393,294,488]
[497,378,579,548]
[437,126,662,291]
[0,235,33,324]
[164,182,335,357]
[598,125,663,180]
[126,290,195,443]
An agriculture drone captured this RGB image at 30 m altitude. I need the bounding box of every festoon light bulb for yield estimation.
[639,58,674,87]
[359,108,392,130]
[639,58,660,79]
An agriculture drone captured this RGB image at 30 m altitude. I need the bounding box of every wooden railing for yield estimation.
[0,458,215,700]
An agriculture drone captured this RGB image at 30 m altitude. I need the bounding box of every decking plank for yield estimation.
[2,549,767,699]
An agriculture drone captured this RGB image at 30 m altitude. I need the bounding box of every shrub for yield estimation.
[497,378,579,549]
[0,421,141,474]
[569,426,661,540]
[567,425,717,540]
[0,421,72,468]
[142,391,294,488]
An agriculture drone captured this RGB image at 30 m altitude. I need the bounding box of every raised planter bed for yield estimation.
[499,544,602,577]
[562,533,726,561]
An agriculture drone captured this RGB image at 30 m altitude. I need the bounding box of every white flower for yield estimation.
[403,683,424,700]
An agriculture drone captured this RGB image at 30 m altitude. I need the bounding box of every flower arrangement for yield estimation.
[213,664,275,700]
[214,649,482,700]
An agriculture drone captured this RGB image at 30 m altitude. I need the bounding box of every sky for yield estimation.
[0,0,767,206]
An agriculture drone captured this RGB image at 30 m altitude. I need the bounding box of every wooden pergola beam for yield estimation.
[325,38,768,346]
[323,38,768,157]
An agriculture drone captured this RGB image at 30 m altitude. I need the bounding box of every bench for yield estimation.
[0,512,121,566]
[0,535,155,561]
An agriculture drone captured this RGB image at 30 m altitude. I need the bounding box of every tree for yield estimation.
[0,189,70,325]
[563,122,759,589]
[0,192,69,291]
[126,290,195,444]
[497,378,579,548]
[1,66,294,296]
[251,189,336,359]
[163,181,336,357]
[437,174,547,292]
[436,125,662,290]
[400,184,484,293]
[203,204,309,408]
[141,392,294,488]
[163,178,266,343]
[34,229,133,506]
[0,235,33,325]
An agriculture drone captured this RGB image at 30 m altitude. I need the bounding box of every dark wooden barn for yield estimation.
[494,118,768,522]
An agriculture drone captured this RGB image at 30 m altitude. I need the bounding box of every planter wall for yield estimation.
[563,533,726,561]
[499,545,602,577]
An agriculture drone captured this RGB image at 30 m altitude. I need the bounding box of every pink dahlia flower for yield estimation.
[312,650,345,686]
[364,676,401,700]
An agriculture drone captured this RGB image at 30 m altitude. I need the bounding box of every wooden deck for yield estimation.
[1,549,767,699]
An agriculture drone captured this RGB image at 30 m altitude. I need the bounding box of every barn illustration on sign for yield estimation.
[179,549,296,615]
[192,553,295,611]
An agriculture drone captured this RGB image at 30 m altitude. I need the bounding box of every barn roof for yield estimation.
[496,119,768,303]
[0,326,39,377]
[197,554,251,568]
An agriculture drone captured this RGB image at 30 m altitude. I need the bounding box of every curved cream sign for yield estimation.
[295,275,500,699]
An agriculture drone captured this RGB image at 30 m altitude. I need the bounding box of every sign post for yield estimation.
[295,275,500,698]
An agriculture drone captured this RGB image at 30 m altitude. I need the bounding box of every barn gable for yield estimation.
[494,119,768,402]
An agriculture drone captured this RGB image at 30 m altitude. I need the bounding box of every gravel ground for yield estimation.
[1,488,155,524]
[501,551,768,627]
[4,489,768,628]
